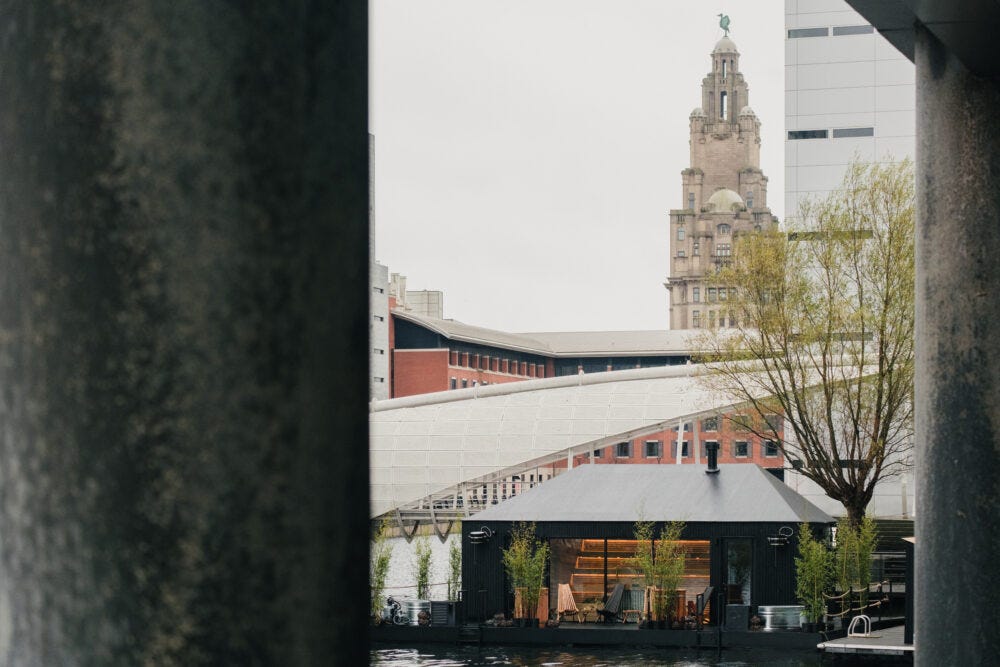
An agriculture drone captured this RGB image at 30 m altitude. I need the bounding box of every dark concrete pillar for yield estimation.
[0,2,368,664]
[915,24,1000,664]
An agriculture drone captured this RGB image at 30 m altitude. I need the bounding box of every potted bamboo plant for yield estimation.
[632,520,686,628]
[795,523,831,633]
[631,520,656,628]
[370,518,393,625]
[833,515,878,629]
[651,521,686,628]
[503,522,548,627]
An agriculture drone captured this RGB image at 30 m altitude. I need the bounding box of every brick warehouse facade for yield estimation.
[385,308,784,475]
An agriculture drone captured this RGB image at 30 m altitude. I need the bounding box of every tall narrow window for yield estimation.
[721,60,727,78]
[693,241,700,256]
[692,287,700,303]
[746,191,753,208]
[720,91,727,119]
[677,227,685,241]
[688,192,695,210]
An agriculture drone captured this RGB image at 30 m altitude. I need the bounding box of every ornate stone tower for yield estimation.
[665,34,778,330]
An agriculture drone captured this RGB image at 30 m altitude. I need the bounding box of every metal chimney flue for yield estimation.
[705,442,720,474]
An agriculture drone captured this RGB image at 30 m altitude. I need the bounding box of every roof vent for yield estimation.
[705,442,720,474]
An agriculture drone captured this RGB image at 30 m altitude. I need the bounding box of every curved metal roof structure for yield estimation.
[370,363,759,521]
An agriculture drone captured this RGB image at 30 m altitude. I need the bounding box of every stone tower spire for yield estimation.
[664,34,778,331]
[684,36,766,212]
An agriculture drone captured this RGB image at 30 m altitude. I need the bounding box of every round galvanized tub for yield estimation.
[758,604,804,631]
[403,599,431,626]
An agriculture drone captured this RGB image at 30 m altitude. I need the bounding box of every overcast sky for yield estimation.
[371,1,784,332]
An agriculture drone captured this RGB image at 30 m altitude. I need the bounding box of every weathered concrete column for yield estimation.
[915,24,1000,664]
[0,2,368,664]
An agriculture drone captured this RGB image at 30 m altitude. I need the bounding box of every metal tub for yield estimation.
[403,599,431,626]
[758,604,804,631]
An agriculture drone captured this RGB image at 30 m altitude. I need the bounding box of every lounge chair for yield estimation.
[622,588,644,623]
[596,583,625,623]
[556,583,581,622]
[696,586,714,626]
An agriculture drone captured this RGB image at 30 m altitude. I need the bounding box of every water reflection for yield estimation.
[371,644,822,666]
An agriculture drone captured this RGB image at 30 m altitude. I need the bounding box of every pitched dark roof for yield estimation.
[473,464,833,524]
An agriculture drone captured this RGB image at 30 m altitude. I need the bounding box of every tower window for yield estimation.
[693,241,700,256]
[677,227,685,241]
[688,192,695,210]
[720,91,728,119]
[746,191,754,208]
[717,223,731,235]
[721,60,727,78]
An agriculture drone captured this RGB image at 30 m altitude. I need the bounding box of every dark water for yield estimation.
[371,644,823,666]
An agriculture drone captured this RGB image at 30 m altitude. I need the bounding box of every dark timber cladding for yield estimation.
[462,465,832,624]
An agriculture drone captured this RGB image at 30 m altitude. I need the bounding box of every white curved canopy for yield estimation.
[370,364,745,518]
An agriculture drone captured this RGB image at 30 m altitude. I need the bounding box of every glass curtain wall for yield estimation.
[548,537,711,620]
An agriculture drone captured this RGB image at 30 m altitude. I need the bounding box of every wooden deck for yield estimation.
[818,625,913,657]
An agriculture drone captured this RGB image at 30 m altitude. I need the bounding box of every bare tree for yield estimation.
[698,159,914,528]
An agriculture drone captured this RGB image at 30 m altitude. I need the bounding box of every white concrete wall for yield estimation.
[785,0,915,224]
[381,533,461,603]
[784,469,914,520]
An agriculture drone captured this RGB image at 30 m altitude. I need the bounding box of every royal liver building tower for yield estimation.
[665,32,778,330]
